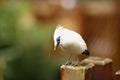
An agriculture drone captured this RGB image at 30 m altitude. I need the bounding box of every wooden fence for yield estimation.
[60,56,119,80]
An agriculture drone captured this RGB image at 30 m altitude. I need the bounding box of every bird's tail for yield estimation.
[82,50,90,56]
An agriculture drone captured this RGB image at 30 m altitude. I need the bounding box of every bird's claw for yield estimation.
[65,61,72,66]
[72,61,80,66]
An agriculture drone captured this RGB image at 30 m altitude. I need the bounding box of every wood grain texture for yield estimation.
[83,56,113,80]
[60,62,94,80]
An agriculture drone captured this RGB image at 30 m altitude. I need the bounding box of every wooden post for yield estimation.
[60,62,94,80]
[115,69,120,80]
[82,56,113,80]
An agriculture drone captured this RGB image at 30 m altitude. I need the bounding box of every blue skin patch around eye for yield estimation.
[56,36,60,45]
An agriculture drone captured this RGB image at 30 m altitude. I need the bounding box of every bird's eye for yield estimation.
[56,36,60,43]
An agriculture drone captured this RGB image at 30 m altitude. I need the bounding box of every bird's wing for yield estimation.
[61,28,85,43]
[60,28,87,50]
[71,31,87,50]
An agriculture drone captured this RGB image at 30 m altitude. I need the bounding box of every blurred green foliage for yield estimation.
[0,1,60,80]
[0,2,17,48]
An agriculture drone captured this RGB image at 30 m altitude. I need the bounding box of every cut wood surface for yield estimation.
[60,62,94,80]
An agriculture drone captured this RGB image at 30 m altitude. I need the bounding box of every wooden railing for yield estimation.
[60,56,120,80]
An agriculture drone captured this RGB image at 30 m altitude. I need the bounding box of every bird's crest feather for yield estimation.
[56,25,64,31]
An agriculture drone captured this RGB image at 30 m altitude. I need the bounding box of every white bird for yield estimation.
[53,25,89,66]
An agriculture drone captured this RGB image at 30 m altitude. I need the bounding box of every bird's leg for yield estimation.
[74,55,80,66]
[65,54,72,66]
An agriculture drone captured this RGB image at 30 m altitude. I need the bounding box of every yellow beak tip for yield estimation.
[54,47,56,51]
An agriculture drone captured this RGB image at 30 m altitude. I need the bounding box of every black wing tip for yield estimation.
[82,50,90,56]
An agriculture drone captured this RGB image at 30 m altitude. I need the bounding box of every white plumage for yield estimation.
[53,25,89,66]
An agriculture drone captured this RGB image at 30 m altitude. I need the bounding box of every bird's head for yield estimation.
[54,36,61,51]
[53,24,64,51]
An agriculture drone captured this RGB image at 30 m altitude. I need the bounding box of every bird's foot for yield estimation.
[64,61,72,66]
[73,61,80,66]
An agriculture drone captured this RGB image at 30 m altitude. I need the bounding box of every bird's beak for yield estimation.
[54,46,57,51]
[54,43,59,51]
[54,45,58,51]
